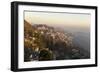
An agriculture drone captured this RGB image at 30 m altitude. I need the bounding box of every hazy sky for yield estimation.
[24,11,91,28]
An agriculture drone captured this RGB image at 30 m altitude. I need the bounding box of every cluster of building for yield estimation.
[34,24,73,46]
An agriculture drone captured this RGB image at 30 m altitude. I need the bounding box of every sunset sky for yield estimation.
[24,11,91,28]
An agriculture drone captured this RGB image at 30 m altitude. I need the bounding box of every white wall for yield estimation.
[0,0,99,73]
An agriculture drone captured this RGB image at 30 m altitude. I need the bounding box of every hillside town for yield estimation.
[24,20,89,62]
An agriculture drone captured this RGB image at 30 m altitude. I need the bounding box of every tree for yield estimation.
[24,39,32,62]
[39,49,54,61]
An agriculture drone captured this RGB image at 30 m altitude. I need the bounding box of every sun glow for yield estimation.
[25,11,90,28]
